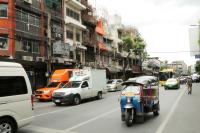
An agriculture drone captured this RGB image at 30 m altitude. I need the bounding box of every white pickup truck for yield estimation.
[52,68,107,105]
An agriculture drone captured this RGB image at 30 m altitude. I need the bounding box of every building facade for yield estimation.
[64,0,86,66]
[0,0,47,90]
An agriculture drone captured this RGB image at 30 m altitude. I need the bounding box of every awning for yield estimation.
[95,20,104,35]
[98,42,107,51]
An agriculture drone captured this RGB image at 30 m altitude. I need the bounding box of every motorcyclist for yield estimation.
[186,76,192,94]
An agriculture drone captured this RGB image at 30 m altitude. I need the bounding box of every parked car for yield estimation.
[107,79,123,91]
[0,62,34,133]
[164,78,180,89]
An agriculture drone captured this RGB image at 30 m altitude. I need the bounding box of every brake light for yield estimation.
[31,95,34,110]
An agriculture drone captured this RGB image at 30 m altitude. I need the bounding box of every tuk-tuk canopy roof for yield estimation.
[126,76,158,85]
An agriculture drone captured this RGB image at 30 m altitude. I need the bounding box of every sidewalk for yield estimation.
[162,83,200,133]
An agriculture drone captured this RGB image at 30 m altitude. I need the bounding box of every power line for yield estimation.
[147,51,200,54]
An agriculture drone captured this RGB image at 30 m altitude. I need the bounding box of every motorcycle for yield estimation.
[120,76,160,127]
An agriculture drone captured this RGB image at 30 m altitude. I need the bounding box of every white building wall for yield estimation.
[189,26,200,56]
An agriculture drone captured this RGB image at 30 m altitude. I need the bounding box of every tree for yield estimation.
[122,35,134,52]
[133,34,146,63]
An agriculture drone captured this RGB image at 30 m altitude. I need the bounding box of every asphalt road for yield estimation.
[18,83,200,133]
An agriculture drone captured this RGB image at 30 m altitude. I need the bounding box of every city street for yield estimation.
[18,83,200,133]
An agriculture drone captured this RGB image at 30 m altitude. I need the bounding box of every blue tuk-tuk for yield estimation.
[120,76,160,126]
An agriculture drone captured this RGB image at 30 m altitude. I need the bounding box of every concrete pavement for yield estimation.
[18,83,200,133]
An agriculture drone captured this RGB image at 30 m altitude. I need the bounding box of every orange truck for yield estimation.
[35,69,73,101]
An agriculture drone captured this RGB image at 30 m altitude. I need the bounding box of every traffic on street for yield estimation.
[1,0,200,133]
[18,83,200,133]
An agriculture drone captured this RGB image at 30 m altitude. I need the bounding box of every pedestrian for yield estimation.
[186,76,192,94]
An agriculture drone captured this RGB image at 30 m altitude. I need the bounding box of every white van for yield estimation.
[52,68,107,105]
[0,62,34,133]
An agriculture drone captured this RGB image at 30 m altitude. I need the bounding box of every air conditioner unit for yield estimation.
[23,56,33,61]
[36,57,45,62]
[24,0,32,4]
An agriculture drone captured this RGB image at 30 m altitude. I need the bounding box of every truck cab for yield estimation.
[35,69,73,101]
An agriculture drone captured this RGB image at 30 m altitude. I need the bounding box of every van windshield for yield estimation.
[47,82,59,88]
[64,81,81,88]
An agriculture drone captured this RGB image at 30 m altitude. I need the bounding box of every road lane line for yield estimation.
[33,107,74,118]
[23,125,64,133]
[64,107,119,132]
[155,88,185,133]
[33,93,119,117]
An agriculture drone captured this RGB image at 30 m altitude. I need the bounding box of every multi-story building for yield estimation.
[0,0,47,90]
[168,61,188,76]
[64,0,86,66]
[44,0,66,71]
[81,0,97,67]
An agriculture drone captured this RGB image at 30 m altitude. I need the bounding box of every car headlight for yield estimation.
[43,90,50,94]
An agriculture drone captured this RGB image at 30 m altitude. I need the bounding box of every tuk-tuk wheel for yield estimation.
[153,110,159,116]
[125,112,133,127]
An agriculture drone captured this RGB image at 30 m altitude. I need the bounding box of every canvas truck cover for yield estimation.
[51,69,73,82]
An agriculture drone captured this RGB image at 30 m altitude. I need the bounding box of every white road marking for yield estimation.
[22,125,64,133]
[33,93,119,118]
[155,88,185,133]
[33,107,74,118]
[64,107,119,132]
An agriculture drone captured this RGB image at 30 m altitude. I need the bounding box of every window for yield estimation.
[0,4,8,17]
[76,33,80,42]
[29,15,35,25]
[66,8,80,21]
[81,81,89,88]
[0,76,28,97]
[33,42,39,53]
[23,41,32,52]
[22,12,28,22]
[16,10,22,21]
[66,30,73,39]
[0,35,8,50]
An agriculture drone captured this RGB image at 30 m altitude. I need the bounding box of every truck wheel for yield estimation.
[0,118,17,133]
[96,92,102,100]
[73,95,81,105]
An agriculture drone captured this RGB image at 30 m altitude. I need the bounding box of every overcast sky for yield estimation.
[88,0,200,66]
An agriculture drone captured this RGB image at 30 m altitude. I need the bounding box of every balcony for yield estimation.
[82,29,97,47]
[65,17,86,30]
[65,0,86,10]
[82,13,97,25]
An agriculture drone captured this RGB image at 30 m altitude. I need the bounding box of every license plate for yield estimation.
[36,96,40,99]
[55,100,60,103]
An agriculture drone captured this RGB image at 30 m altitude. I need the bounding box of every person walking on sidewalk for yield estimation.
[186,76,192,94]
